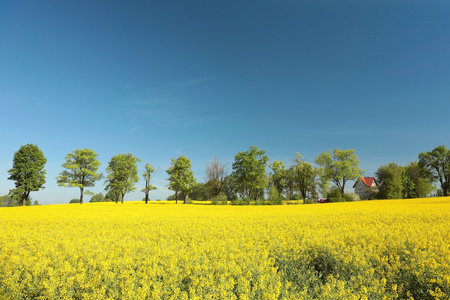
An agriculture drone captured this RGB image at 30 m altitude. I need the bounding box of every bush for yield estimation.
[327,187,343,202]
[343,193,360,202]
[211,195,227,205]
[69,199,80,204]
[268,187,283,205]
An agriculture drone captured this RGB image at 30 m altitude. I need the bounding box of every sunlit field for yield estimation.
[0,198,449,299]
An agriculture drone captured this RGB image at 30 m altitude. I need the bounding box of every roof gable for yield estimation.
[353,177,377,188]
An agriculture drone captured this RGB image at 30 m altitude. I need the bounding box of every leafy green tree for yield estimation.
[205,157,227,198]
[57,149,102,204]
[269,160,287,195]
[292,154,316,203]
[0,195,15,207]
[69,198,80,204]
[231,146,269,200]
[142,163,157,204]
[315,149,363,196]
[105,190,120,202]
[190,182,207,200]
[375,163,404,199]
[105,153,141,204]
[166,156,197,204]
[222,174,238,201]
[403,161,434,198]
[285,166,296,200]
[419,145,450,196]
[90,192,105,202]
[8,144,47,206]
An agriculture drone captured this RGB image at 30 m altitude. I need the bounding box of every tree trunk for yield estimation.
[145,192,149,204]
[175,191,178,204]
[121,193,124,204]
[80,187,84,204]
[184,194,188,204]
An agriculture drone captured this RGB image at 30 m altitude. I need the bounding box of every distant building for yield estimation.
[353,177,377,199]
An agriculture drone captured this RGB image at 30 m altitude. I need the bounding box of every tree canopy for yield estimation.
[315,149,363,196]
[231,146,268,200]
[419,145,450,196]
[105,153,141,204]
[56,148,102,204]
[8,144,47,206]
[166,156,197,204]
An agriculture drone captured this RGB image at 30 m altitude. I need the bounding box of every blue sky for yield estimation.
[1,1,449,204]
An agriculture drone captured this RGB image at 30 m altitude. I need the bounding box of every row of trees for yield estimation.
[4,144,450,206]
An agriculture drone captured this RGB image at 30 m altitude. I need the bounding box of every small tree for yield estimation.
[90,193,105,202]
[105,153,141,204]
[142,163,157,204]
[419,145,450,196]
[292,153,315,203]
[166,156,197,204]
[315,149,363,196]
[8,144,47,206]
[269,161,287,196]
[231,146,269,200]
[57,149,102,204]
[375,163,404,199]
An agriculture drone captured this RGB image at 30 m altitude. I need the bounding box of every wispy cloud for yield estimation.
[128,126,141,133]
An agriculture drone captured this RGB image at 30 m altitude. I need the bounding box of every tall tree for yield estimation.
[269,160,287,196]
[166,156,197,204]
[205,157,227,198]
[292,154,315,203]
[375,162,404,199]
[315,149,363,196]
[105,153,141,204]
[231,146,269,200]
[142,163,157,204]
[7,144,47,206]
[285,166,296,200]
[419,145,450,196]
[57,149,102,204]
[403,161,434,198]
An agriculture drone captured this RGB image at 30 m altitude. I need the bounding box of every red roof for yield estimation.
[360,177,375,187]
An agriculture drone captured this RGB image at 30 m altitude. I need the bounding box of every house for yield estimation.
[353,177,377,199]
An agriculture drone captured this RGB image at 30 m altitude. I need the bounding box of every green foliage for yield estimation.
[343,193,360,202]
[231,146,269,200]
[56,149,102,204]
[0,195,17,207]
[315,149,363,196]
[419,145,450,196]
[69,198,80,204]
[190,183,207,200]
[222,175,238,201]
[327,187,343,202]
[105,153,141,204]
[105,190,120,202]
[142,163,157,204]
[269,161,287,195]
[90,193,106,202]
[291,153,317,202]
[376,163,404,199]
[8,144,47,206]
[166,156,197,204]
[268,186,283,205]
[210,194,227,205]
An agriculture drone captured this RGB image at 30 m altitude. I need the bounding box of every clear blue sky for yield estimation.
[1,1,449,204]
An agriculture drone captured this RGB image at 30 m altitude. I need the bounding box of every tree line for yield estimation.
[2,144,450,206]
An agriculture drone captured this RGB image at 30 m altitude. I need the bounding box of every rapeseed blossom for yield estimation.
[0,198,449,299]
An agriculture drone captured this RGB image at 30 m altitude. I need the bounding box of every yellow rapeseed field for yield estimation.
[0,198,449,299]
